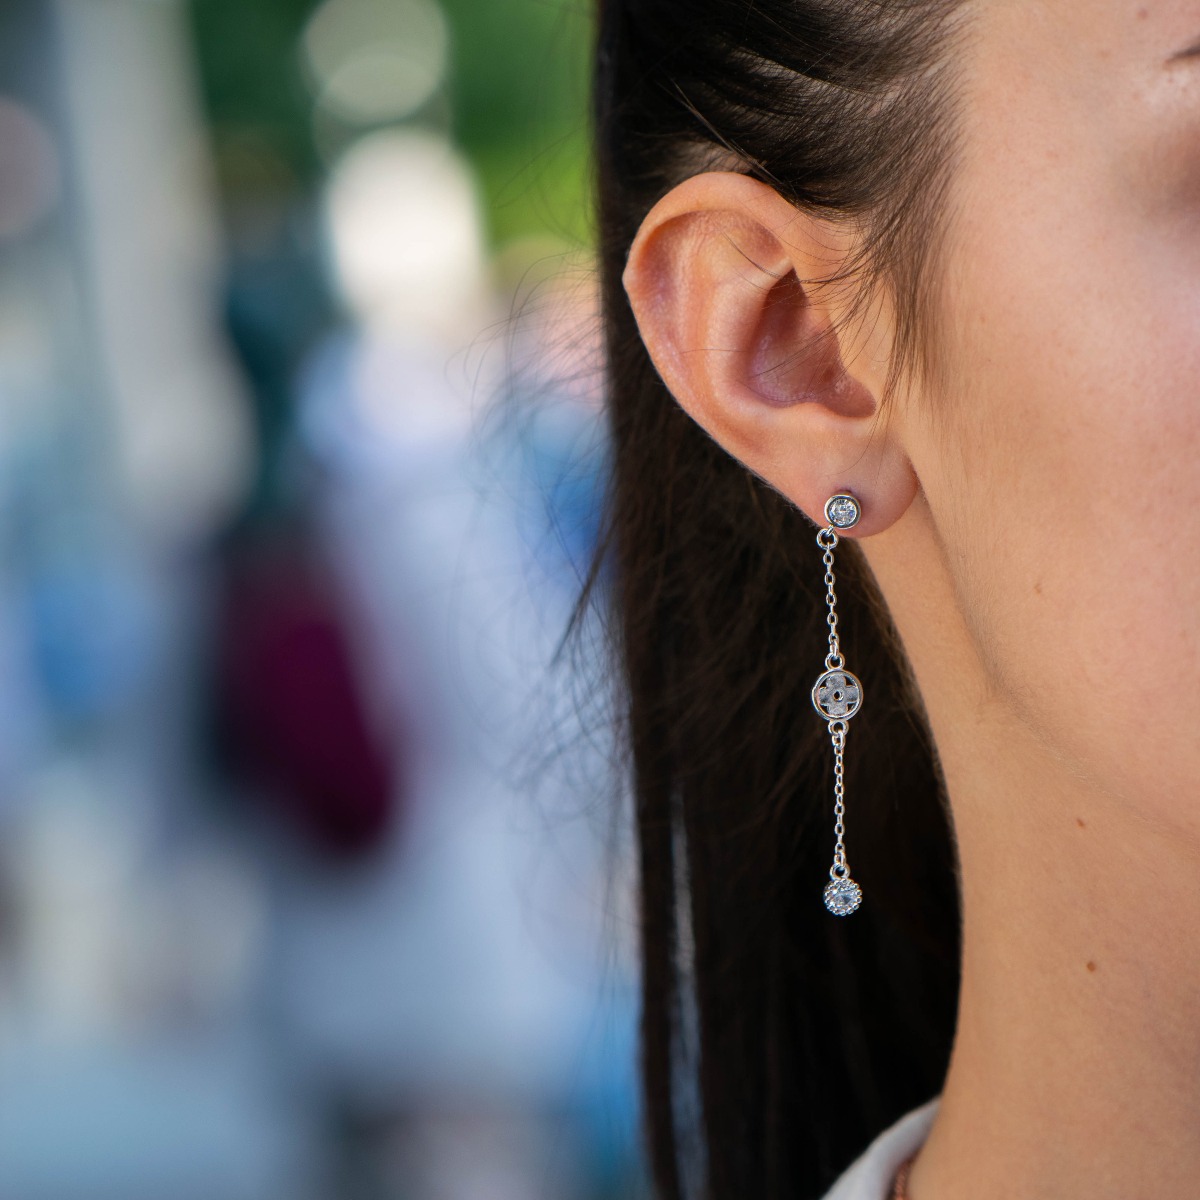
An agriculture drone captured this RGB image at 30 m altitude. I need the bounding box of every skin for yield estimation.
[622,3,1200,1198]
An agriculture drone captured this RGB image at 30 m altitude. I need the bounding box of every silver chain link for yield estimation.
[819,531,845,672]
[829,720,849,878]
[817,525,850,881]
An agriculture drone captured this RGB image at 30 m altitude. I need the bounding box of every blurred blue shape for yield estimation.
[521,400,609,592]
[0,1037,322,1200]
[571,979,644,1196]
[23,549,158,724]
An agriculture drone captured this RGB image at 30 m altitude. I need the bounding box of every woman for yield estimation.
[591,1,1200,1198]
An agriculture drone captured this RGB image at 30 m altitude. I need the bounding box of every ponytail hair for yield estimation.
[590,1,968,1196]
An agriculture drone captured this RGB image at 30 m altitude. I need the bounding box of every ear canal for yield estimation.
[748,269,875,417]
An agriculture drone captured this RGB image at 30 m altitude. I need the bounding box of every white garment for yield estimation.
[819,1094,941,1200]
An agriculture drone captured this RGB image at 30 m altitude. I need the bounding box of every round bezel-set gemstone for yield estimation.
[812,668,863,721]
[824,876,863,916]
[824,493,861,529]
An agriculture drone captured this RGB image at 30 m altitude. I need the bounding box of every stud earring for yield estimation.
[812,491,865,916]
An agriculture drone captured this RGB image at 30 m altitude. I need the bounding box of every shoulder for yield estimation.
[818,1094,941,1200]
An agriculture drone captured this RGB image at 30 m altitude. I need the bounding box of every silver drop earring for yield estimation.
[812,491,865,916]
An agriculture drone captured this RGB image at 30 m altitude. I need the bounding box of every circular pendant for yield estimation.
[824,876,863,916]
[812,668,863,721]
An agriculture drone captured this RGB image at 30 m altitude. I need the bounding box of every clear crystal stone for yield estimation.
[826,495,860,528]
[824,877,863,916]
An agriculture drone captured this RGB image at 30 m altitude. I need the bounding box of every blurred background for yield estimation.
[0,1,639,1198]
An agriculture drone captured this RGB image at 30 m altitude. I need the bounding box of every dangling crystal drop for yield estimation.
[824,875,863,916]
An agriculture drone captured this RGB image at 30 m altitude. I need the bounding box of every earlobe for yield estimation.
[621,171,918,538]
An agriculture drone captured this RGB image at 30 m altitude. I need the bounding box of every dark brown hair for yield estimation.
[589,2,969,1197]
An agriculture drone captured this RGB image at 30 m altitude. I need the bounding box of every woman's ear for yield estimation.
[621,171,918,537]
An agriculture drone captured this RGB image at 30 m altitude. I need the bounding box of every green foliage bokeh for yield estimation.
[188,0,594,249]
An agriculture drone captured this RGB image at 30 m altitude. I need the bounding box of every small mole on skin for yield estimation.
[1033,581,1042,596]
[1076,817,1085,828]
[1138,6,1149,18]
[1086,961,1097,972]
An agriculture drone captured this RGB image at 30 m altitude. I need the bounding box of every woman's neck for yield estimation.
[906,705,1200,1200]
[861,491,1200,1200]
